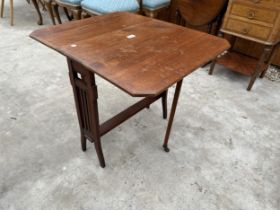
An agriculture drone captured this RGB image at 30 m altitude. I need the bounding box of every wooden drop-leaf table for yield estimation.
[30,12,229,168]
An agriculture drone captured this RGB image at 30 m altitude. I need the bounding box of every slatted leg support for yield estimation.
[67,59,105,168]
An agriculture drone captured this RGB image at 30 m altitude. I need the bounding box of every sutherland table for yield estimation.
[30,12,229,168]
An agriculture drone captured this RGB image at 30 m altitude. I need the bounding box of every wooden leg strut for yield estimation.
[163,80,183,152]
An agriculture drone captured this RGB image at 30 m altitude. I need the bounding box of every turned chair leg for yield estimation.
[45,1,56,24]
[0,0,4,18]
[31,0,43,25]
[63,7,72,20]
[53,4,61,24]
[72,9,81,20]
[9,0,13,25]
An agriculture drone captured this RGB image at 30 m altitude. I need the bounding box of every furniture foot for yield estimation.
[94,139,105,168]
[31,0,43,25]
[81,135,87,151]
[161,90,168,119]
[163,145,170,152]
[247,46,272,91]
[162,80,183,151]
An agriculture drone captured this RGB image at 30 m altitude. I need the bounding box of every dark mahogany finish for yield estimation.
[30,12,229,167]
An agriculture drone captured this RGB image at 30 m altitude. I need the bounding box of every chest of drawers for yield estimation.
[209,0,280,91]
[221,0,280,45]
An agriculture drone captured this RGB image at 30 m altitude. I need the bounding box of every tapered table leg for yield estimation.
[163,80,183,152]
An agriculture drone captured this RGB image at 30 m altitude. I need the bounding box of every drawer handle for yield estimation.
[242,28,250,34]
[252,0,261,3]
[247,10,256,19]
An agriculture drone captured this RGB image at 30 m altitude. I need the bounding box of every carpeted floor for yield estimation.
[0,2,280,210]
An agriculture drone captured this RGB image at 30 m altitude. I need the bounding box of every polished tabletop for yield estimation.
[30,12,229,97]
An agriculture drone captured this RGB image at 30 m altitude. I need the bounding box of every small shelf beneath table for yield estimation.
[217,51,259,76]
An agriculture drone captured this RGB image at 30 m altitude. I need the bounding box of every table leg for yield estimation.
[208,59,217,75]
[31,0,43,25]
[162,80,183,152]
[260,43,278,78]
[247,46,273,91]
[67,59,105,168]
[161,90,168,119]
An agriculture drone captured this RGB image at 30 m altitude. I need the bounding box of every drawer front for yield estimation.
[230,3,278,23]
[224,18,272,40]
[244,0,280,5]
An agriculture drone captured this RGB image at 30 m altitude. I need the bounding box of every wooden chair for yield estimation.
[1,0,45,25]
[141,0,171,18]
[54,0,82,23]
[81,0,140,16]
[43,0,56,24]
[0,0,14,25]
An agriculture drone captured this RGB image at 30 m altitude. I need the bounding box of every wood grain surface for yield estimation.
[30,12,229,97]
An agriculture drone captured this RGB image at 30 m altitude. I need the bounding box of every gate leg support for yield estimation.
[162,80,183,152]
